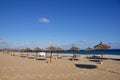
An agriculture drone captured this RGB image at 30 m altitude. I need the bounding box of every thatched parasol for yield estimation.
[70,46,79,51]
[20,49,25,52]
[34,47,42,58]
[23,48,31,57]
[34,47,42,51]
[24,48,31,52]
[10,49,18,56]
[70,45,79,61]
[86,46,93,59]
[55,47,64,59]
[46,45,56,63]
[46,45,57,51]
[94,42,110,62]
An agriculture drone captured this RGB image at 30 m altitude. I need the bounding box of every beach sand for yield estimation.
[0,52,120,80]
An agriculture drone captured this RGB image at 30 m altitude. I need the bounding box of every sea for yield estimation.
[45,49,120,55]
[68,49,120,55]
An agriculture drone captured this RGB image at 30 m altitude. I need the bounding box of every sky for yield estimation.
[0,0,120,49]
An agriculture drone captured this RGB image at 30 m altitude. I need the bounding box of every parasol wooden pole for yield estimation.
[88,51,90,59]
[26,52,29,58]
[50,51,52,63]
[101,50,103,62]
[22,49,24,57]
[56,51,58,59]
[45,51,47,58]
[73,50,75,61]
[36,52,38,59]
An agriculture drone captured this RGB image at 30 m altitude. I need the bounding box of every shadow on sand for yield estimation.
[111,58,120,61]
[75,64,97,69]
[36,58,46,60]
[89,58,120,63]
[89,56,110,60]
[89,59,101,63]
[68,58,79,61]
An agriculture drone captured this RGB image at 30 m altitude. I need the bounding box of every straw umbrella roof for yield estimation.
[86,46,93,51]
[56,47,64,51]
[20,49,24,52]
[10,49,17,51]
[70,45,79,51]
[94,42,110,50]
[34,47,42,50]
[46,45,57,51]
[24,48,31,52]
[2,48,9,51]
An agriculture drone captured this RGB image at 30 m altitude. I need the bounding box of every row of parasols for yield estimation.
[28,42,110,63]
[3,42,111,63]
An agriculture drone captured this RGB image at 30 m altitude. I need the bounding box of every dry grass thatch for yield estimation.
[70,46,79,51]
[46,45,57,51]
[94,42,110,50]
[86,46,93,51]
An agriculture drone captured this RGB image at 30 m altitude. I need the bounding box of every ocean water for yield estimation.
[34,49,120,55]
[46,49,120,55]
[65,49,120,55]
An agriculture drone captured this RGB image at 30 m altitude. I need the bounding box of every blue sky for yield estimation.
[0,0,120,49]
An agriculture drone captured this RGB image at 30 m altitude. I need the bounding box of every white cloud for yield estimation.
[0,39,9,49]
[39,17,49,23]
[0,39,7,45]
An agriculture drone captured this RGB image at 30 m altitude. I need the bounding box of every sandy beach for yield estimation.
[0,52,120,80]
